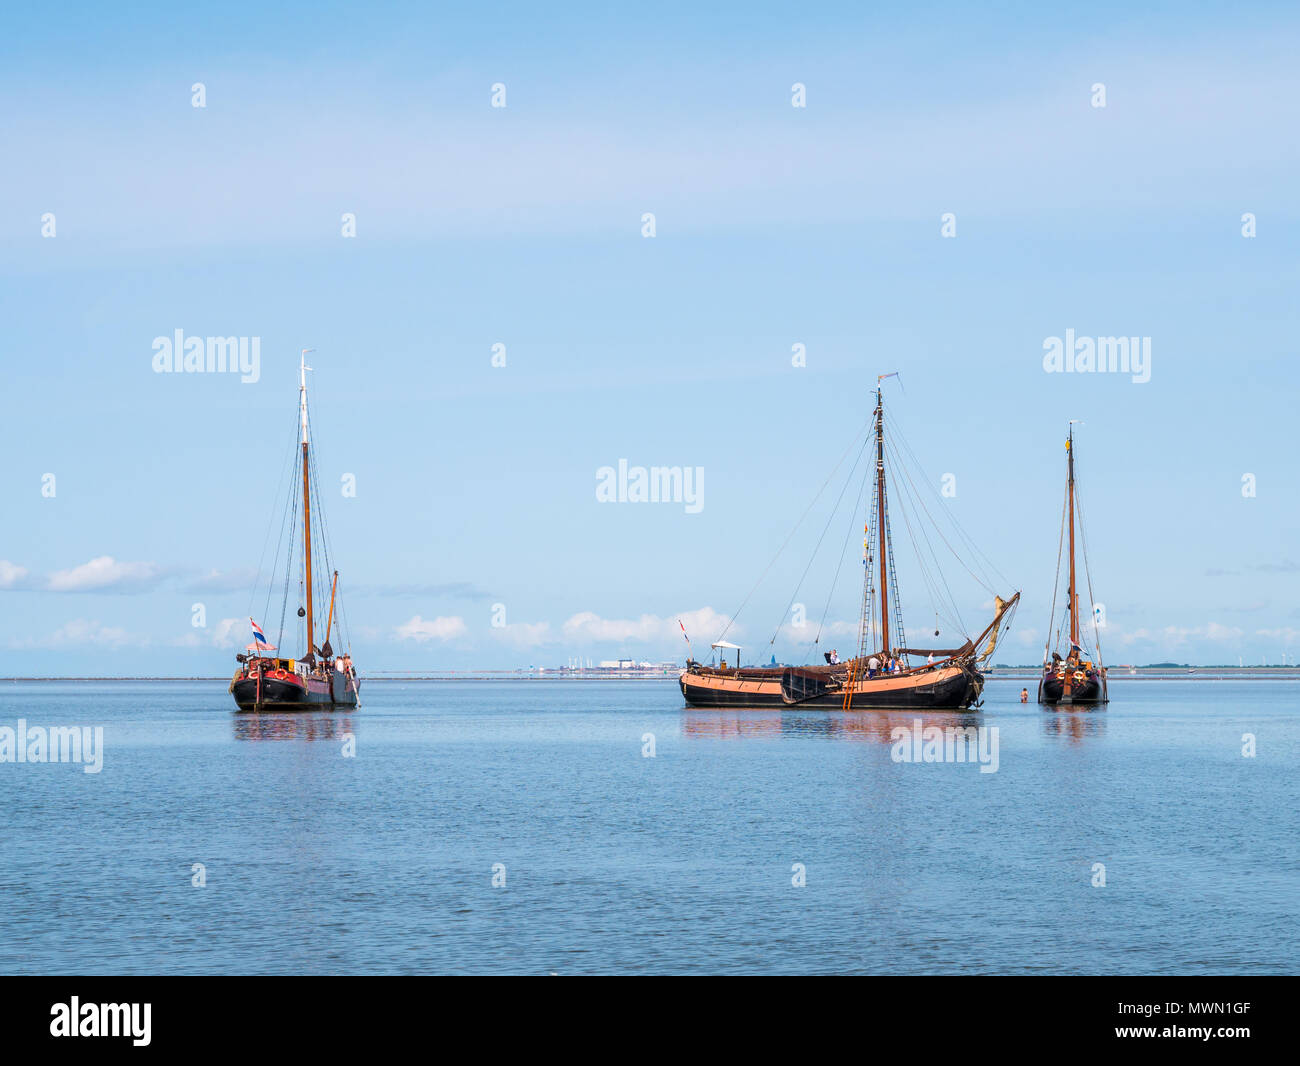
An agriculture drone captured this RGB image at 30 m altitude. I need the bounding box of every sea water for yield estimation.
[0,678,1295,975]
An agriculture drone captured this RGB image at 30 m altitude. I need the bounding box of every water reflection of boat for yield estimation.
[681,375,1019,710]
[682,708,981,742]
[1040,706,1107,741]
[232,711,356,743]
[681,710,785,739]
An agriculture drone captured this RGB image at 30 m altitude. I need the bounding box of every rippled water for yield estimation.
[0,678,1295,975]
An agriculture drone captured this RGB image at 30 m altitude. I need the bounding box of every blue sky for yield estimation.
[1,2,1298,674]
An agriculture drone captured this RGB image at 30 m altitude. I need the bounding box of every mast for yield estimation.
[1067,425,1078,648]
[300,349,315,658]
[325,570,339,652]
[876,386,890,657]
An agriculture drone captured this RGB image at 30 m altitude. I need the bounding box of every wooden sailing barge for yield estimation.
[680,377,1019,709]
[1037,424,1108,705]
[230,351,361,711]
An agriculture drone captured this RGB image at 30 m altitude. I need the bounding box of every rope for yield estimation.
[1042,481,1068,665]
[714,414,874,644]
[1075,481,1104,666]
[249,409,300,627]
[809,451,872,656]
[883,430,966,638]
[887,411,1011,592]
[770,434,871,646]
[882,414,1000,597]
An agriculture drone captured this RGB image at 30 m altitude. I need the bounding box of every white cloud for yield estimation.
[395,615,467,642]
[1255,627,1300,644]
[212,618,248,650]
[0,560,30,589]
[562,607,732,647]
[47,556,160,592]
[169,619,267,651]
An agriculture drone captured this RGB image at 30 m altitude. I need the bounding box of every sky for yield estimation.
[1,2,1298,674]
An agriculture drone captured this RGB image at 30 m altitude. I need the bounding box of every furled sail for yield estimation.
[979,595,1009,662]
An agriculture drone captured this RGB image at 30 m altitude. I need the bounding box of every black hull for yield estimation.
[1038,674,1108,705]
[231,673,360,711]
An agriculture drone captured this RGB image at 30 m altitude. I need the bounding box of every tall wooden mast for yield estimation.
[1067,425,1078,648]
[300,349,316,658]
[876,385,890,657]
[324,570,339,652]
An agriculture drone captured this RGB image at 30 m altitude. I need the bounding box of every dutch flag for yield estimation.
[249,617,276,652]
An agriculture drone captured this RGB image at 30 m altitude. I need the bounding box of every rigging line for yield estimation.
[714,414,875,643]
[770,433,872,646]
[855,473,881,661]
[889,458,963,640]
[882,436,942,628]
[809,448,873,653]
[1074,482,1103,665]
[309,453,328,631]
[309,439,341,648]
[303,393,335,619]
[266,399,307,632]
[277,469,300,653]
[888,411,1003,595]
[889,408,987,582]
[886,412,1012,591]
[336,571,353,653]
[881,445,908,652]
[262,459,294,634]
[883,432,966,637]
[305,389,351,655]
[1043,481,1068,663]
[249,411,301,622]
[882,407,994,600]
[882,422,997,598]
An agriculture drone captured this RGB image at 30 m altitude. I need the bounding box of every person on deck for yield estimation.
[867,655,879,678]
[829,649,840,664]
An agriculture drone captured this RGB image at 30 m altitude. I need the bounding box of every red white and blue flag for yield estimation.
[248,617,276,653]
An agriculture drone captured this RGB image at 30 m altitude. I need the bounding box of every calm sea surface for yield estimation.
[0,678,1295,975]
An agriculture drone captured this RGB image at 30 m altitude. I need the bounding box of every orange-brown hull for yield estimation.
[783,663,981,708]
[679,668,787,707]
[680,662,981,709]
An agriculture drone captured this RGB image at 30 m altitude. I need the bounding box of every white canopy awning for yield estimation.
[711,641,742,650]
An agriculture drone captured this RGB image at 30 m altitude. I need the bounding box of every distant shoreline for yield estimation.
[2,667,1297,683]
